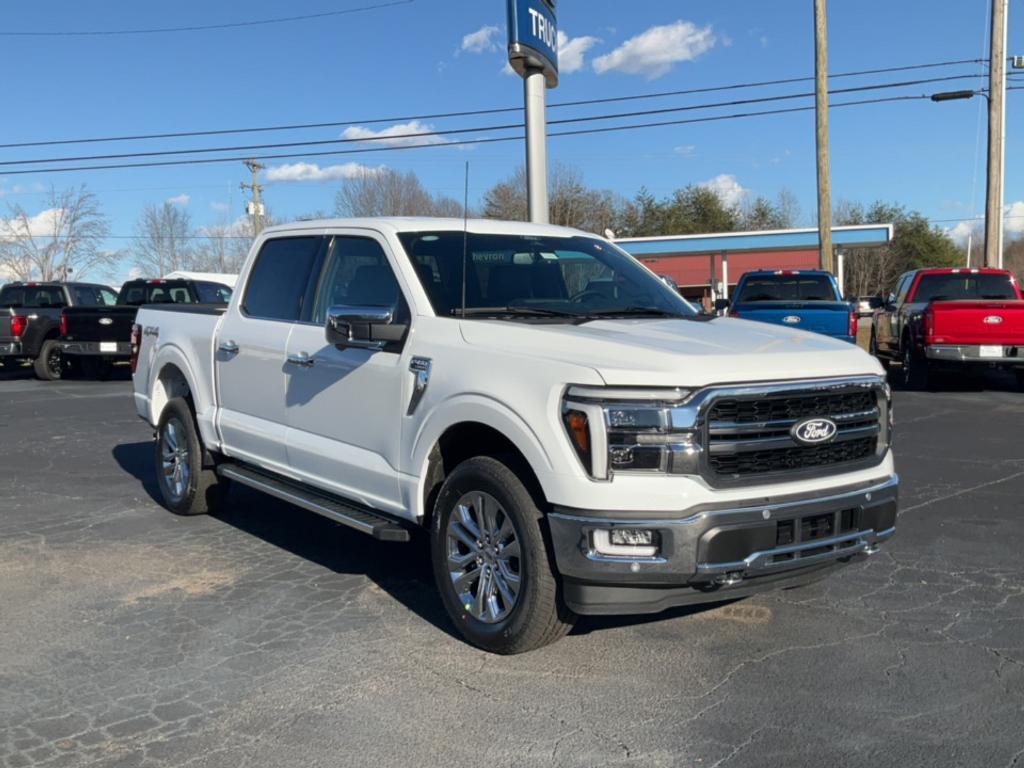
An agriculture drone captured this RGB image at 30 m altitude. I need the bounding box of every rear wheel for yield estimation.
[34,339,63,381]
[155,397,228,516]
[431,456,574,654]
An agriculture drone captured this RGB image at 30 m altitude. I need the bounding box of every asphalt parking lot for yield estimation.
[1,364,1023,768]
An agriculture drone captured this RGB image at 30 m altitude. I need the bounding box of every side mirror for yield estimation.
[325,305,395,351]
[714,298,731,312]
[886,292,897,308]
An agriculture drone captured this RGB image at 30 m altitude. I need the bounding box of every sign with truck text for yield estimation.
[507,0,558,87]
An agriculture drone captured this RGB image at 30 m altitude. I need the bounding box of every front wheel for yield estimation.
[431,456,575,654]
[155,397,228,516]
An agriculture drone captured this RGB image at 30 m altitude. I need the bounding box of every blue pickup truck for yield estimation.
[722,270,858,343]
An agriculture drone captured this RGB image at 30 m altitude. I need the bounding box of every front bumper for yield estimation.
[548,475,898,615]
[925,344,1023,364]
[60,341,131,357]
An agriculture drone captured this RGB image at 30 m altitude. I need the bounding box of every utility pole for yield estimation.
[813,0,834,273]
[241,159,266,236]
[984,0,1008,268]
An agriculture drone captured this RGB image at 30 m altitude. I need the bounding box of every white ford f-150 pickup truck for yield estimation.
[132,217,897,653]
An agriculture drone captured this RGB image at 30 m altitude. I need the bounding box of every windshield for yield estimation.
[397,232,697,319]
[914,273,1019,302]
[736,275,836,302]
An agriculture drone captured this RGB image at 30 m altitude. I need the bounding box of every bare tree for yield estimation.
[191,213,272,275]
[0,185,116,281]
[483,163,623,234]
[335,169,464,218]
[132,202,194,276]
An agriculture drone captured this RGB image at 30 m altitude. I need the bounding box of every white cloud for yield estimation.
[210,201,230,212]
[557,30,601,74]
[946,220,977,245]
[127,266,145,281]
[461,24,500,54]
[166,193,190,206]
[700,174,748,208]
[674,144,697,157]
[1005,200,1024,236]
[593,20,715,79]
[265,162,384,183]
[0,207,63,240]
[341,120,443,148]
[500,61,517,77]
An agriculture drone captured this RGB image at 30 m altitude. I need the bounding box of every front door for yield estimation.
[216,235,324,471]
[284,233,410,515]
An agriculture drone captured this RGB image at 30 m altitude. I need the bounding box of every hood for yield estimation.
[459,316,883,387]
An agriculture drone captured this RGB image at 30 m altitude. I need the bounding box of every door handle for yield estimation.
[218,341,239,354]
[286,353,316,368]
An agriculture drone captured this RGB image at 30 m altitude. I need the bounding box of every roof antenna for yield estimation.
[460,160,469,316]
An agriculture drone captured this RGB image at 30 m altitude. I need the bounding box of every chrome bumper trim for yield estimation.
[925,344,1022,363]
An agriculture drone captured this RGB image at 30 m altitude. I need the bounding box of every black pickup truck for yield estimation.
[0,281,120,380]
[60,278,232,377]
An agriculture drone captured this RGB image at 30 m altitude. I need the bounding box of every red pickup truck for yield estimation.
[869,268,1024,389]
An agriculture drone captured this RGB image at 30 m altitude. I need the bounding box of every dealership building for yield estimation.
[616,224,893,302]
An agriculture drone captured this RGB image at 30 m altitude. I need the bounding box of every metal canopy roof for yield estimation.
[615,224,893,257]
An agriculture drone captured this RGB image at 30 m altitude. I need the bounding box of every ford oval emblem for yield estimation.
[782,315,801,324]
[983,315,1004,325]
[791,417,838,446]
[98,317,114,326]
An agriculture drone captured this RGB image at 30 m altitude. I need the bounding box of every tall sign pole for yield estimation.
[507,0,558,224]
[984,0,1008,268]
[813,0,833,273]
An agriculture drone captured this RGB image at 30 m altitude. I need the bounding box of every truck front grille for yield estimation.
[702,382,886,486]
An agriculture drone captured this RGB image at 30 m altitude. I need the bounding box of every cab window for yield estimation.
[243,237,323,321]
[311,236,407,326]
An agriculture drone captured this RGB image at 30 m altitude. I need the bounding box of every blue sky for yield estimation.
[0,0,1021,282]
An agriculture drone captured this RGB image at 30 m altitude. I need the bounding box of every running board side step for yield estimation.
[217,463,411,542]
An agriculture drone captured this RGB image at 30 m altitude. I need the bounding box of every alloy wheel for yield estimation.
[160,418,191,503]
[445,491,522,624]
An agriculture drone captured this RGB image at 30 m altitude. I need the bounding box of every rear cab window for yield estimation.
[0,285,67,308]
[120,281,197,306]
[195,282,233,304]
[736,274,836,302]
[71,285,119,306]
[913,273,1020,302]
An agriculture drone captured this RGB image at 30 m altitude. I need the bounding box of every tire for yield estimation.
[868,329,887,368]
[901,338,929,390]
[34,339,63,381]
[431,456,575,654]
[154,397,228,516]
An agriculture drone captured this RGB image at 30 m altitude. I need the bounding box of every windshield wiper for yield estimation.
[576,306,719,322]
[451,306,579,319]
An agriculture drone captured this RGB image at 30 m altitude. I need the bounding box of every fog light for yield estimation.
[592,529,660,558]
[610,529,654,546]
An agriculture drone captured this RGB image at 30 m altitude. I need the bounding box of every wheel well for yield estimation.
[422,421,546,527]
[152,363,193,422]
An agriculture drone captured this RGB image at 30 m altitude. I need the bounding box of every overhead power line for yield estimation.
[0,94,957,176]
[0,58,986,150]
[0,73,989,169]
[0,0,414,37]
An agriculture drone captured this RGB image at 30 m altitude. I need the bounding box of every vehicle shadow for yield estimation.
[111,439,725,643]
[888,366,1021,393]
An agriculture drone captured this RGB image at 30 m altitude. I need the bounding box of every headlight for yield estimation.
[562,386,701,480]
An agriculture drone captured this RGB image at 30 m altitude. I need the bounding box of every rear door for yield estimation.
[283,232,410,514]
[216,236,325,471]
[876,273,912,353]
